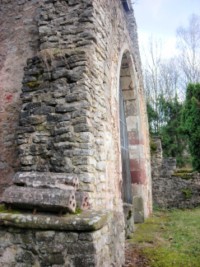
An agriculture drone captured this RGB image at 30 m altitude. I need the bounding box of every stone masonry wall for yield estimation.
[0,1,151,265]
[3,0,152,213]
[0,0,152,216]
[152,138,200,208]
[0,0,41,195]
[0,211,124,267]
[126,11,152,217]
[91,0,152,215]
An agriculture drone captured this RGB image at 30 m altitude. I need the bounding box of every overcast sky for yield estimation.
[134,0,200,60]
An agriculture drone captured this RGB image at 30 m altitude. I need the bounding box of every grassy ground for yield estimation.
[126,208,200,267]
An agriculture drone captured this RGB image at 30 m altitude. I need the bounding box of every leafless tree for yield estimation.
[176,14,200,87]
[143,37,162,105]
[143,37,181,132]
[159,58,180,99]
[142,14,200,102]
[143,37,180,103]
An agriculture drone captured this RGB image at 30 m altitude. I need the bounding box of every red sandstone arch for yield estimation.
[118,50,149,221]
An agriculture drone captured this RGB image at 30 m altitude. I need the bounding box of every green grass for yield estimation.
[129,208,200,267]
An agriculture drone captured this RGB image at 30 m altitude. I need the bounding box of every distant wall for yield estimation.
[152,138,200,208]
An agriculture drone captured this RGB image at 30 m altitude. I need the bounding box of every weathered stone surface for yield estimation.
[0,210,109,231]
[133,196,144,223]
[0,0,152,266]
[0,0,41,195]
[76,191,90,210]
[152,138,200,208]
[0,210,124,267]
[123,203,134,238]
[13,172,79,189]
[1,0,151,215]
[2,186,76,213]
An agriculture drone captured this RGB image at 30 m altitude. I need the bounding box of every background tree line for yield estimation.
[143,14,200,170]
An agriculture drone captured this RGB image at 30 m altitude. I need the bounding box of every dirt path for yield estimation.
[124,242,150,267]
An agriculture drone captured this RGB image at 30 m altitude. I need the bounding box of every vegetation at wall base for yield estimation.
[128,208,200,267]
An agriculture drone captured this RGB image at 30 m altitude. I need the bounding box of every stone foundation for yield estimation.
[0,210,124,267]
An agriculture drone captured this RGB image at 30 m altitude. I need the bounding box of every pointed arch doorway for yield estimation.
[118,50,148,230]
[118,50,136,236]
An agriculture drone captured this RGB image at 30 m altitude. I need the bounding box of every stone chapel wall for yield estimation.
[0,0,41,195]
[0,1,152,266]
[0,0,152,215]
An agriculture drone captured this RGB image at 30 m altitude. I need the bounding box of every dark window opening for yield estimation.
[121,0,132,12]
[119,87,132,204]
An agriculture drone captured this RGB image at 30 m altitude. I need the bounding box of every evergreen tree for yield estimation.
[147,102,159,134]
[159,96,187,166]
[182,83,200,171]
[147,96,188,167]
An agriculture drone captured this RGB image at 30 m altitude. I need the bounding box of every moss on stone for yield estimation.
[172,172,193,180]
[26,81,41,88]
[176,168,193,173]
[182,188,193,199]
[35,125,47,131]
[0,210,110,231]
[150,139,157,154]
[0,204,20,214]
[74,208,82,215]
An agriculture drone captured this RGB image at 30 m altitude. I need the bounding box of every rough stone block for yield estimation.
[133,196,144,223]
[13,172,79,190]
[76,191,90,210]
[2,186,76,213]
[123,203,134,238]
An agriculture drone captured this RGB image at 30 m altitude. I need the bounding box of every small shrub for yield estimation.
[150,139,157,154]
[181,188,193,199]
